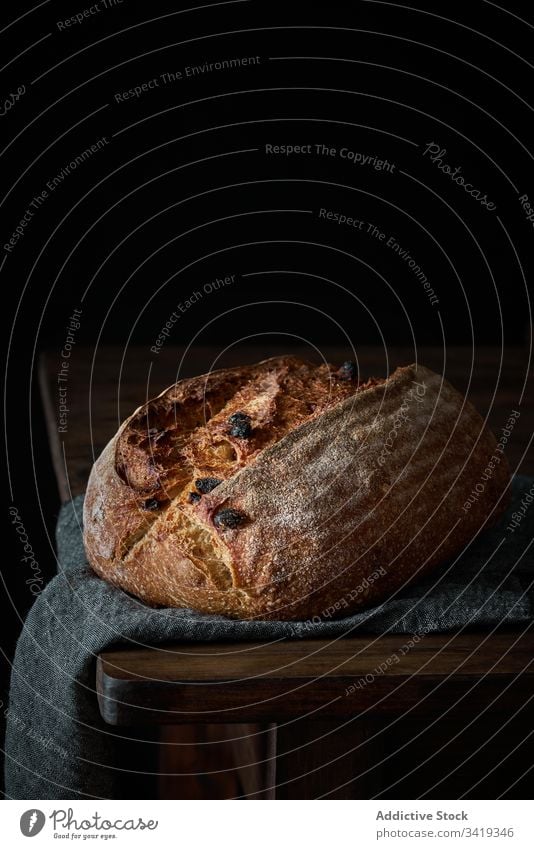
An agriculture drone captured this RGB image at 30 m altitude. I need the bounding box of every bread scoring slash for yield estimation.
[83,356,510,620]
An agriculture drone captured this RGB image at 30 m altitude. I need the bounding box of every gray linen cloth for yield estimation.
[5,476,533,799]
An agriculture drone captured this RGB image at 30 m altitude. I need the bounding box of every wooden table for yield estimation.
[39,346,534,799]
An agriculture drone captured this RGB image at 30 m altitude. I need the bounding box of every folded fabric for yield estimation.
[5,476,533,799]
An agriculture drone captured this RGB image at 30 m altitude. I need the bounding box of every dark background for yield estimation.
[2,0,533,796]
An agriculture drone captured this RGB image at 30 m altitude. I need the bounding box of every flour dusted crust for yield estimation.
[83,356,510,620]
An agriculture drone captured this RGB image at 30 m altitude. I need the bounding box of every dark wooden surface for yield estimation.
[39,345,534,798]
[272,718,384,800]
[97,631,534,725]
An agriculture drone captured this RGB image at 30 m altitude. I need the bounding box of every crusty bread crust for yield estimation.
[83,357,510,620]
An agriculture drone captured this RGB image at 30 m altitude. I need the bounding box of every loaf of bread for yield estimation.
[83,356,510,620]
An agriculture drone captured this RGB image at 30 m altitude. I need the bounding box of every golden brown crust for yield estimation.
[83,357,510,620]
